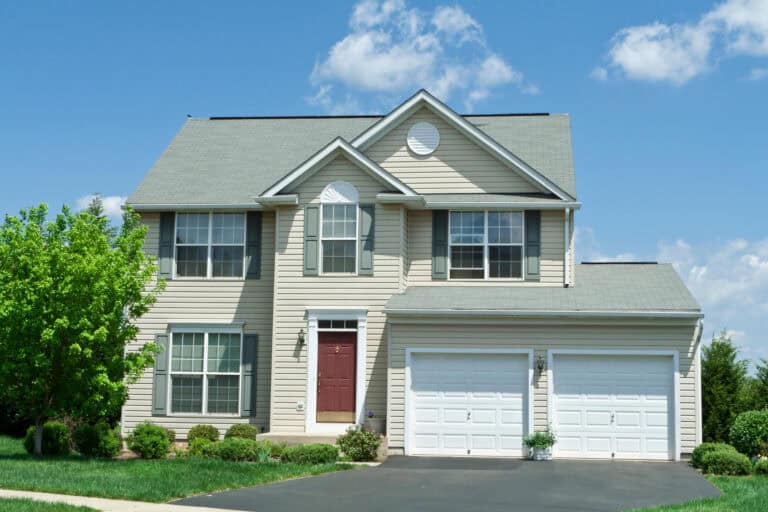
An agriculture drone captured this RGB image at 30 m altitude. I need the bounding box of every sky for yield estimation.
[1,0,766,365]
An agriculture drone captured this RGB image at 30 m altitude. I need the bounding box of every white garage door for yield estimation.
[552,354,675,460]
[408,352,529,457]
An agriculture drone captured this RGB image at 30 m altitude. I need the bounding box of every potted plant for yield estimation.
[523,428,557,461]
[363,410,385,434]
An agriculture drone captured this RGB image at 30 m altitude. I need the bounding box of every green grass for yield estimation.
[636,475,768,511]
[0,436,350,502]
[0,499,96,512]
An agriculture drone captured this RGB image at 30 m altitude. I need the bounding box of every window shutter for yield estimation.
[432,210,449,279]
[525,210,541,281]
[152,333,170,416]
[241,334,258,417]
[304,206,320,276]
[245,212,262,279]
[358,205,375,275]
[158,213,174,279]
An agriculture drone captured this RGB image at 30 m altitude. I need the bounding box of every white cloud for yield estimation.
[590,66,608,81]
[575,226,638,262]
[747,66,768,79]
[658,237,768,364]
[76,194,126,218]
[309,0,536,113]
[596,0,768,84]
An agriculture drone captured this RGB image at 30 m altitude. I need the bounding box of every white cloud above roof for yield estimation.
[309,0,536,113]
[76,194,126,218]
[595,0,768,84]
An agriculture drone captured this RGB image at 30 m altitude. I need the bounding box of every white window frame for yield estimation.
[447,210,525,281]
[319,203,359,276]
[167,326,243,417]
[173,212,247,280]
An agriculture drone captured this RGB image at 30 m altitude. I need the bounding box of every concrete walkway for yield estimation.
[0,489,233,512]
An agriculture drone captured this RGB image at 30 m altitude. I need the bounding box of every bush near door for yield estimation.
[337,426,381,461]
[224,424,258,440]
[280,444,338,464]
[126,422,171,459]
[187,424,220,443]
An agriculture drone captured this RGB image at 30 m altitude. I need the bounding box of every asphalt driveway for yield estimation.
[173,457,720,512]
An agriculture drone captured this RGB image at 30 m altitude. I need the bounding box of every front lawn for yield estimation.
[0,436,350,502]
[0,499,96,512]
[637,475,768,511]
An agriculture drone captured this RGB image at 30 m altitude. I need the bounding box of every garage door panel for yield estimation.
[553,354,674,461]
[409,353,529,457]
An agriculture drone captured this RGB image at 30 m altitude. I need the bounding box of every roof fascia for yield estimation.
[261,137,417,197]
[126,203,263,211]
[422,200,582,210]
[350,89,575,201]
[385,308,703,319]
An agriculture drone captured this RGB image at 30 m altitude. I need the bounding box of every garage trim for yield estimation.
[404,348,534,456]
[546,349,680,461]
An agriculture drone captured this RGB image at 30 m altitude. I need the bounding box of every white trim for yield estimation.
[385,308,704,319]
[350,90,575,201]
[305,308,368,434]
[564,208,571,286]
[404,347,534,457]
[253,195,298,206]
[694,320,703,446]
[166,327,244,417]
[424,201,582,210]
[261,137,417,198]
[547,349,681,461]
[127,203,262,211]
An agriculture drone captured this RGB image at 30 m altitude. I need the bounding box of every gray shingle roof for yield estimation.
[127,114,576,206]
[422,193,570,206]
[386,264,701,316]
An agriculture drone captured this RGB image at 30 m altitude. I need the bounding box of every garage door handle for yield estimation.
[611,412,615,424]
[467,411,471,421]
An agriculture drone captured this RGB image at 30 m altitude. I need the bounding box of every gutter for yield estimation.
[126,203,263,211]
[385,308,704,319]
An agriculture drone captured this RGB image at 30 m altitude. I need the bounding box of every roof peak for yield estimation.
[206,112,550,121]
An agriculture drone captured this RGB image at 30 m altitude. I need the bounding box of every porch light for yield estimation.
[297,328,305,345]
[536,355,546,375]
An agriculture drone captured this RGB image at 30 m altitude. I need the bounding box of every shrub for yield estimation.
[165,427,176,444]
[126,422,171,459]
[730,410,768,457]
[23,422,71,456]
[759,441,768,458]
[755,459,768,476]
[224,424,259,440]
[337,426,381,461]
[188,424,219,443]
[72,422,121,458]
[187,437,213,457]
[280,443,338,464]
[691,442,738,468]
[700,450,752,475]
[201,437,271,462]
[523,428,557,449]
[268,441,287,459]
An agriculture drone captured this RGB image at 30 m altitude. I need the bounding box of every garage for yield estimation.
[406,351,531,457]
[551,352,677,460]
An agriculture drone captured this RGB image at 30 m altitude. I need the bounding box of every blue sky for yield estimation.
[1,1,766,364]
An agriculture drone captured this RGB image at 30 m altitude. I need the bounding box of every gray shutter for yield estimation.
[245,212,262,279]
[158,213,174,279]
[358,205,375,275]
[152,333,170,416]
[241,334,258,417]
[304,206,320,276]
[525,210,541,281]
[432,210,449,279]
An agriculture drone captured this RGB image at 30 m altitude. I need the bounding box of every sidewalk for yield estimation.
[0,489,235,512]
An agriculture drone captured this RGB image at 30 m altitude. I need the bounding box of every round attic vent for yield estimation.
[406,122,440,155]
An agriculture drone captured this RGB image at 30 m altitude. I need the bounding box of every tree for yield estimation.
[701,331,748,442]
[0,202,164,455]
[750,359,768,411]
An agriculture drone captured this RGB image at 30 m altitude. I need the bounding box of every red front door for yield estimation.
[317,331,356,423]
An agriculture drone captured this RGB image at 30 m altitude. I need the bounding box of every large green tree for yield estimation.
[0,200,164,455]
[702,331,749,442]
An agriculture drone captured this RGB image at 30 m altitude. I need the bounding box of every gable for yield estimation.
[364,107,547,195]
[288,154,389,203]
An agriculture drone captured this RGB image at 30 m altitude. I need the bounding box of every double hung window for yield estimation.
[448,211,524,279]
[175,213,245,278]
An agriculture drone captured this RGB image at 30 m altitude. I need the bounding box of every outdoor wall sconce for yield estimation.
[297,328,305,345]
[536,355,546,375]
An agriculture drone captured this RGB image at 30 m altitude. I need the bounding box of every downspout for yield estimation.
[564,208,571,287]
[694,319,703,446]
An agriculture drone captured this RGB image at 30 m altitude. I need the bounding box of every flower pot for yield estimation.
[531,447,553,461]
[363,418,385,434]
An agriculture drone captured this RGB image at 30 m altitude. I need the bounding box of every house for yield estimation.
[123,90,703,461]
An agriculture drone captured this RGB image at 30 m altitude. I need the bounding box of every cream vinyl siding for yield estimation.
[365,107,545,194]
[122,212,275,439]
[386,319,699,455]
[405,209,568,286]
[271,156,402,431]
